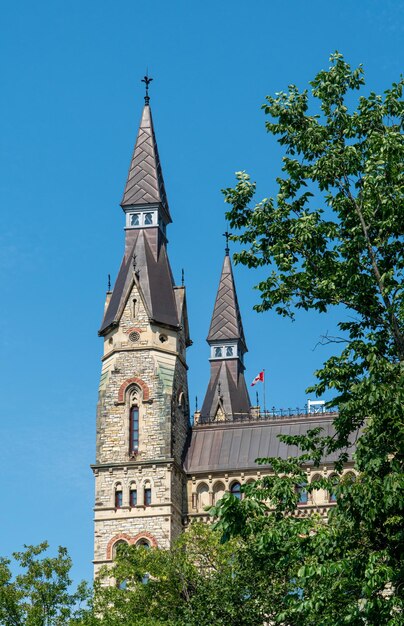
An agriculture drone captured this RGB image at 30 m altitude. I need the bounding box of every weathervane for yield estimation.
[141,73,153,104]
[223,231,231,256]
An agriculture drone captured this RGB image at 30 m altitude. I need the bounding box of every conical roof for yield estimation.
[121,104,171,222]
[207,254,247,351]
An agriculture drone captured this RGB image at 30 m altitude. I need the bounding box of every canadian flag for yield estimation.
[251,370,264,386]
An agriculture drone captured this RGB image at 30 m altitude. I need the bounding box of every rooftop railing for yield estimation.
[194,405,338,426]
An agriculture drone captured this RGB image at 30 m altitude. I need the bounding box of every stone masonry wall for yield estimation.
[94,278,190,572]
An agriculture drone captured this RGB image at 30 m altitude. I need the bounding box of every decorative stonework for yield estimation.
[117,377,150,403]
[106,533,134,559]
[106,531,158,559]
[129,331,141,343]
[132,531,158,547]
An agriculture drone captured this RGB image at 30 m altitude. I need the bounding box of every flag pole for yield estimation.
[263,369,266,415]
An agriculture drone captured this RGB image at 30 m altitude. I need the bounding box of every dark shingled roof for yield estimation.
[207,254,246,350]
[201,253,251,419]
[99,229,179,334]
[184,415,356,474]
[121,104,171,223]
[200,360,251,419]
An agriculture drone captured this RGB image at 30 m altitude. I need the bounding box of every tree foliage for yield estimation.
[212,53,404,624]
[83,522,304,626]
[0,542,88,626]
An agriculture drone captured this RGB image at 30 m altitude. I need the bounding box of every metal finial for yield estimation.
[181,269,185,287]
[108,274,111,291]
[223,231,231,256]
[141,73,153,104]
[195,396,198,412]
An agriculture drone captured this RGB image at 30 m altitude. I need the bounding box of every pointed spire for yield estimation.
[207,253,247,351]
[121,96,171,223]
[200,251,251,420]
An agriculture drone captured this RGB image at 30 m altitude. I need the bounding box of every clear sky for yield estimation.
[0,0,402,584]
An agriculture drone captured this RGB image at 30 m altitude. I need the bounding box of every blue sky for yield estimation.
[0,0,402,584]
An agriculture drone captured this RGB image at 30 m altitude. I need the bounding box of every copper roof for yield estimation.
[207,254,246,350]
[184,414,356,474]
[121,104,171,223]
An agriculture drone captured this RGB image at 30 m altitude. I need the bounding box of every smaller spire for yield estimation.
[207,252,246,350]
[141,73,153,105]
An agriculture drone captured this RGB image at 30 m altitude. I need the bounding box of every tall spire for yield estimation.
[200,251,250,420]
[121,81,171,224]
[99,92,179,336]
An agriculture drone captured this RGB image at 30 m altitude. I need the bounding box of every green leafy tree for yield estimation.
[84,522,301,626]
[0,542,89,626]
[212,53,404,624]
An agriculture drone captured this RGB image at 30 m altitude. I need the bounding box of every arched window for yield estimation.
[344,471,356,483]
[115,484,123,509]
[136,539,150,549]
[112,539,127,559]
[296,482,308,505]
[197,483,210,509]
[144,482,152,506]
[230,481,242,500]
[128,388,140,456]
[310,473,323,505]
[213,481,226,505]
[328,474,339,503]
[130,486,137,507]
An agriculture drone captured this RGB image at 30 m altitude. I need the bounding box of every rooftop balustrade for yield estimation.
[193,405,338,426]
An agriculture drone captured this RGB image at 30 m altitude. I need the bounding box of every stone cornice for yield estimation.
[102,344,188,369]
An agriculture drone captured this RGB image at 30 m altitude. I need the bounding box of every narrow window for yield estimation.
[144,487,152,506]
[144,212,153,225]
[214,347,222,358]
[329,475,338,502]
[132,298,137,318]
[226,346,234,357]
[115,488,123,509]
[129,406,139,455]
[296,482,308,504]
[230,482,242,500]
[130,213,140,226]
[130,488,137,507]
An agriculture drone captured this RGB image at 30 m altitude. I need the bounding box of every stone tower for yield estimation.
[199,248,251,422]
[92,95,191,573]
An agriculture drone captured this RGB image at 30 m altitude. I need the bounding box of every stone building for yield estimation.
[92,94,355,573]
